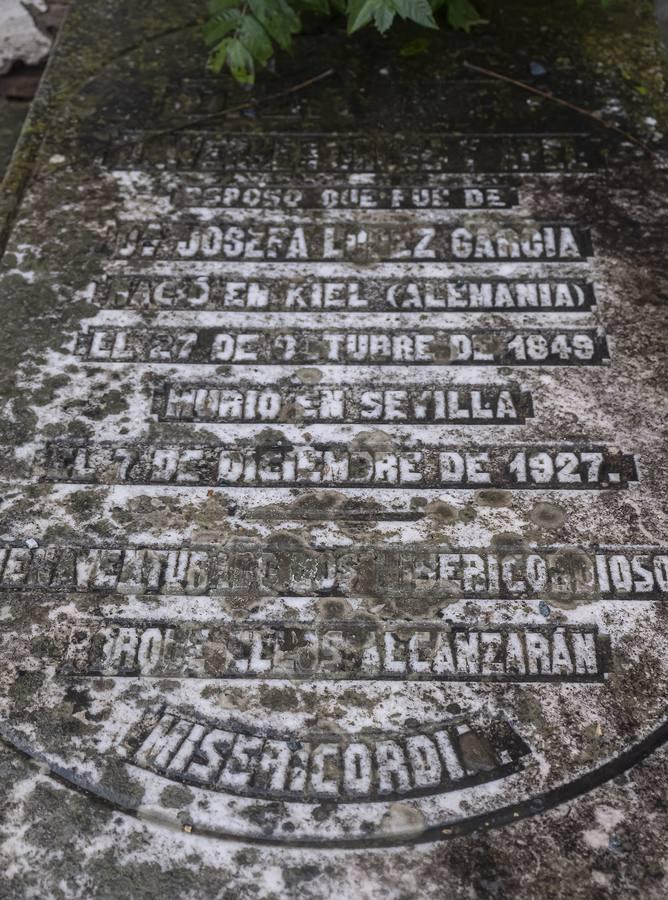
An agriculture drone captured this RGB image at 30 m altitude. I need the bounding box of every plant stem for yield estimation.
[147,68,335,138]
[463,61,656,158]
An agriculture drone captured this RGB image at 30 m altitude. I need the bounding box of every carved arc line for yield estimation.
[0,715,667,848]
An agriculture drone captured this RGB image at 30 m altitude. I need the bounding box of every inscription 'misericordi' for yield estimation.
[131,712,529,802]
[0,544,665,599]
[63,622,606,682]
[75,328,608,365]
[39,443,637,489]
[111,223,591,262]
[90,276,594,313]
[153,383,533,424]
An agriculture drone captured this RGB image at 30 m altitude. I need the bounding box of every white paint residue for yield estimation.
[0,2,50,74]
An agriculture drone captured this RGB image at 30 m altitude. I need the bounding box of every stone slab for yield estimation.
[0,0,667,895]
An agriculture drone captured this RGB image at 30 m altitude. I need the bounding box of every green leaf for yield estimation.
[393,0,438,29]
[248,0,300,50]
[446,0,486,31]
[374,3,396,33]
[227,38,256,84]
[347,0,377,33]
[238,15,274,65]
[207,37,233,73]
[203,9,242,46]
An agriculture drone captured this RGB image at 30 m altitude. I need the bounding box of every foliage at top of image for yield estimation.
[204,0,614,85]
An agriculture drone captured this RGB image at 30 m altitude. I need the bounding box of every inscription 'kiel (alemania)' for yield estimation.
[0,0,667,851]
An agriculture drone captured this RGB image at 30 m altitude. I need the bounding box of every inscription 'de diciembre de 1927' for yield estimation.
[0,0,667,851]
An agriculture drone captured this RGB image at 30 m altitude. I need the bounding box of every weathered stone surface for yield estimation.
[0,0,667,895]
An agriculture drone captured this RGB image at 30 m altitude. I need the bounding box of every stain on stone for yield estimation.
[477,489,512,508]
[530,502,566,530]
[98,759,146,807]
[380,802,426,835]
[491,532,528,550]
[350,429,396,450]
[160,785,194,809]
[424,500,458,522]
[295,367,323,384]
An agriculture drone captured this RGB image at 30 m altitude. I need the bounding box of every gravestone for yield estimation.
[0,0,667,894]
